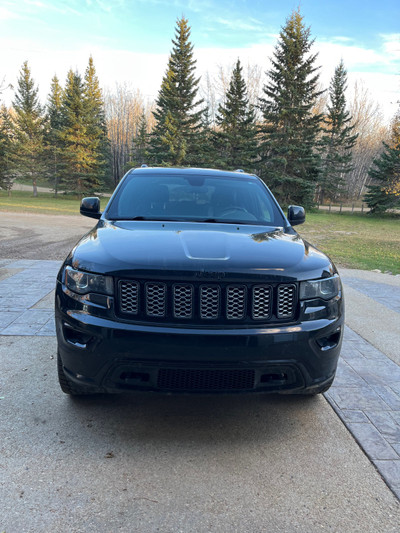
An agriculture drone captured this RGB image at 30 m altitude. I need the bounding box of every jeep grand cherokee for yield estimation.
[55,167,343,395]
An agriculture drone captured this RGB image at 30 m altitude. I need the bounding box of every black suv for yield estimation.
[55,167,343,396]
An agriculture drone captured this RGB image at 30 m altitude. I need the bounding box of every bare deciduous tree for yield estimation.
[346,81,389,199]
[104,83,148,185]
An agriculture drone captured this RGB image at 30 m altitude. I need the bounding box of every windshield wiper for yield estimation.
[196,218,247,224]
[117,215,148,220]
[197,218,271,225]
[116,216,185,222]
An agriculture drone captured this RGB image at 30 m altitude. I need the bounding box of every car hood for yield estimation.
[67,220,336,282]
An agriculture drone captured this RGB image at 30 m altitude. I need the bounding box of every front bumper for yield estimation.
[55,282,344,394]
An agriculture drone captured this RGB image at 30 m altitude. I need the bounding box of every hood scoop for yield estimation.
[179,231,230,260]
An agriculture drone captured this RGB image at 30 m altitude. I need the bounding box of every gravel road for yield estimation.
[0,212,95,260]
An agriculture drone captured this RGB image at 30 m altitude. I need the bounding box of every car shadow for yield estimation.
[60,391,323,450]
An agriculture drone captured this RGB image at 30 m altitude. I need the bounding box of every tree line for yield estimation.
[0,57,110,197]
[0,10,398,212]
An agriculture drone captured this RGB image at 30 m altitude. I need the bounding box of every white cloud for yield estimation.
[330,36,354,43]
[317,41,383,70]
[92,0,113,13]
[25,0,46,7]
[0,7,19,20]
[312,38,399,119]
[380,33,400,59]
[215,17,263,32]
[134,0,212,13]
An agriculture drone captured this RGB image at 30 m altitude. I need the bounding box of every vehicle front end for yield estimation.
[56,167,343,396]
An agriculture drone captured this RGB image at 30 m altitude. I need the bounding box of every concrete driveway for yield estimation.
[0,336,398,533]
[0,213,399,531]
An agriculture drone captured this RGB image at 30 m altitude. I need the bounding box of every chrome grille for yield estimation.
[200,285,220,319]
[119,281,139,314]
[173,284,193,318]
[226,286,246,319]
[145,283,166,317]
[252,285,272,319]
[277,284,296,318]
[118,280,297,322]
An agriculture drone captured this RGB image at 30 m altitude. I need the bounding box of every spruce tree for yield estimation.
[364,110,400,213]
[0,106,15,195]
[83,56,110,184]
[214,59,256,171]
[45,75,64,194]
[195,107,217,168]
[58,70,100,194]
[150,17,203,166]
[131,111,149,166]
[12,61,45,197]
[258,10,323,207]
[318,61,358,203]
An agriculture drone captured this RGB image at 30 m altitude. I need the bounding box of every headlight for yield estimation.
[299,275,340,301]
[65,266,114,295]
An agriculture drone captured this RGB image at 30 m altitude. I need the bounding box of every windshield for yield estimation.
[106,173,285,226]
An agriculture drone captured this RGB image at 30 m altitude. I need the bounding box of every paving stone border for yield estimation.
[1,260,400,499]
[0,259,60,335]
[341,277,400,314]
[326,326,400,499]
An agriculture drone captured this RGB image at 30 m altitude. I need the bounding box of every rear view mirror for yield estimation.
[287,205,305,226]
[80,197,102,219]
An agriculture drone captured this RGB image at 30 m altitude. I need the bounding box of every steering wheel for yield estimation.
[218,206,250,217]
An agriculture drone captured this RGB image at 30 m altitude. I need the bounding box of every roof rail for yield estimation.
[235,169,244,173]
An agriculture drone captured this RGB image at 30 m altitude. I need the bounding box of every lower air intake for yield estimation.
[157,368,255,391]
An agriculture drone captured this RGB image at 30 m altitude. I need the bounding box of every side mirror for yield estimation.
[80,197,102,219]
[287,205,305,226]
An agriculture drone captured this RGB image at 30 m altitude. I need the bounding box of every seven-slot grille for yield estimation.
[277,284,296,319]
[200,285,220,319]
[118,280,297,323]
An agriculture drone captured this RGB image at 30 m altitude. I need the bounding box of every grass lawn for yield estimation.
[1,191,399,274]
[299,211,400,275]
[0,190,109,215]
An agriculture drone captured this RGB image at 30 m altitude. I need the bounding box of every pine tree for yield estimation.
[58,70,100,194]
[194,107,217,168]
[214,59,257,171]
[0,106,15,195]
[150,17,203,166]
[12,61,45,197]
[83,56,110,184]
[318,61,358,203]
[131,111,149,166]
[258,10,323,207]
[364,110,400,213]
[45,75,64,194]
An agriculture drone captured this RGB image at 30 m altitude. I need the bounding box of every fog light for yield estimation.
[316,328,341,351]
[63,323,93,348]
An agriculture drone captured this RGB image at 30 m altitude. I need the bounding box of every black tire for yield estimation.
[57,352,98,395]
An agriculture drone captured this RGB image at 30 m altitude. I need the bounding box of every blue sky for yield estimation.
[1,0,399,119]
